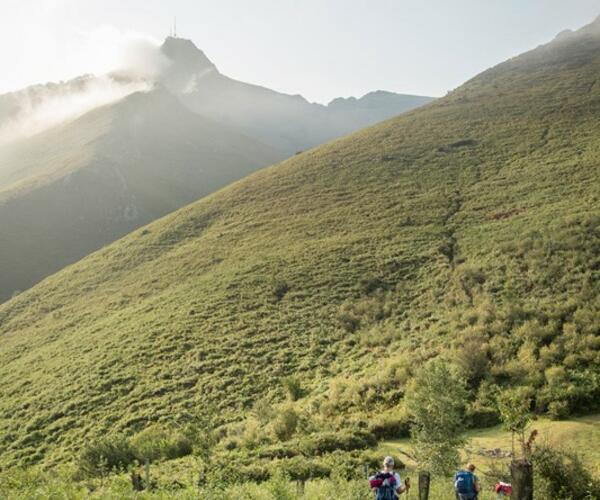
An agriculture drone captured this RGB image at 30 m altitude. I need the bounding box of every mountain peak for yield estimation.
[160,36,217,73]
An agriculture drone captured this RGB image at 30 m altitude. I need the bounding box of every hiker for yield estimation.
[369,456,406,499]
[494,481,513,498]
[454,463,481,500]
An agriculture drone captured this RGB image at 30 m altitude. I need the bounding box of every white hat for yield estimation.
[383,456,394,466]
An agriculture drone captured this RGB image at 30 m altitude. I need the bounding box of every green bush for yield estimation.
[78,434,136,477]
[258,443,300,459]
[533,444,600,500]
[273,456,331,481]
[282,376,304,401]
[237,463,271,483]
[130,425,192,462]
[271,407,299,441]
[299,430,376,456]
[367,414,411,440]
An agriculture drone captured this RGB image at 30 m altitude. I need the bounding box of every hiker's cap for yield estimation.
[383,456,394,466]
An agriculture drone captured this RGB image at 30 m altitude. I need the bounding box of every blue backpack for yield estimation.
[455,471,475,497]
[373,472,397,500]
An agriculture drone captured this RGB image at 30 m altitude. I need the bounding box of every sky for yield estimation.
[2,0,599,104]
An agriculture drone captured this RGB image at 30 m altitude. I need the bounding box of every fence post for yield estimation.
[510,461,533,500]
[144,459,150,490]
[131,471,143,491]
[363,463,369,478]
[418,471,430,500]
[296,480,305,497]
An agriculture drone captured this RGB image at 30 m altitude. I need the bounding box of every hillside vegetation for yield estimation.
[2,416,598,498]
[0,18,599,473]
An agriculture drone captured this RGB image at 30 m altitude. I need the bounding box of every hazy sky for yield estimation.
[2,0,599,103]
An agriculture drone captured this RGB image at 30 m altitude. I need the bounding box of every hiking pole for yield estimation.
[405,477,411,500]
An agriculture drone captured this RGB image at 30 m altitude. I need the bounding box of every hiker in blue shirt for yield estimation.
[454,463,481,500]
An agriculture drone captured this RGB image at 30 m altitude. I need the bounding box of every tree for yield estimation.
[497,387,534,461]
[404,359,468,475]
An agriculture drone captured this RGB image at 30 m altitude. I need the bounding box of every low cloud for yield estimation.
[0,76,151,145]
[0,28,169,145]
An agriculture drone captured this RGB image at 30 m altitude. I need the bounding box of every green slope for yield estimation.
[0,19,599,469]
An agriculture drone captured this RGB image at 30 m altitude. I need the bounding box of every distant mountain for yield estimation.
[158,37,434,155]
[0,15,598,470]
[0,88,280,302]
[0,37,432,302]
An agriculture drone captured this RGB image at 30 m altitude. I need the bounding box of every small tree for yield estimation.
[405,359,468,475]
[497,387,534,461]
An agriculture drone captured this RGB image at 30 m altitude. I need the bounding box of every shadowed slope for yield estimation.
[0,88,281,302]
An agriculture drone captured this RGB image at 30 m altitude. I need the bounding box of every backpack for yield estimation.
[369,472,398,500]
[454,471,475,496]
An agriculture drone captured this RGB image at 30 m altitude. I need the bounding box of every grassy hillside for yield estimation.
[0,88,282,302]
[0,18,599,472]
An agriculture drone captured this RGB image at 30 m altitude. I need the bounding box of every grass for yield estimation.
[0,471,501,500]
[381,414,600,471]
[0,13,599,481]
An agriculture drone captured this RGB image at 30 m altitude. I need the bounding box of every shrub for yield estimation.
[273,456,331,481]
[78,434,136,477]
[467,381,501,428]
[271,407,299,441]
[533,444,600,500]
[258,443,300,459]
[130,425,193,462]
[367,414,410,440]
[272,281,291,301]
[336,296,391,333]
[237,463,271,483]
[299,430,376,456]
[547,400,570,420]
[282,376,304,401]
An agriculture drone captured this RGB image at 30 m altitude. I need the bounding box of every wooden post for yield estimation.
[296,480,305,496]
[131,471,143,491]
[363,463,369,478]
[510,461,533,500]
[144,459,150,490]
[418,471,430,500]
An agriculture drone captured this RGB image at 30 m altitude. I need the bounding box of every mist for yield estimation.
[0,36,169,146]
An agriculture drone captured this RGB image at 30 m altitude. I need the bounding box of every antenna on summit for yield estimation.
[174,16,177,38]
